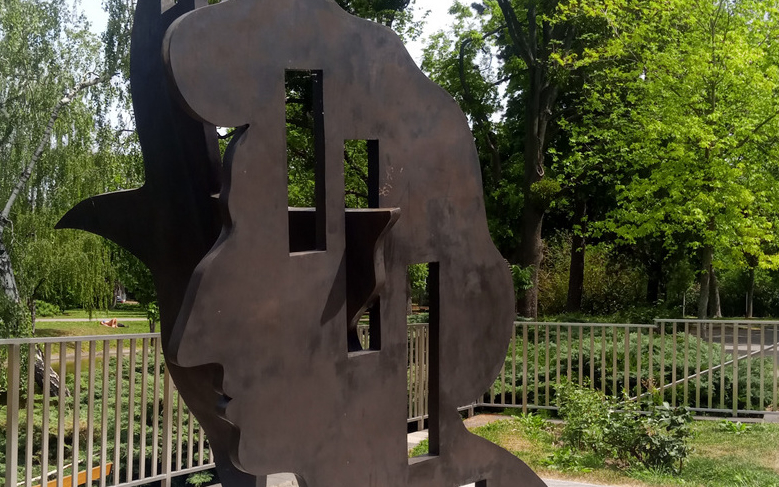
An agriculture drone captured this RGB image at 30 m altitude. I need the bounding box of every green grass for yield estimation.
[52,305,146,320]
[35,320,152,337]
[410,417,779,487]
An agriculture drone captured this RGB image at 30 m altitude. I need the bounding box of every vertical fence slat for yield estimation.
[671,322,677,407]
[41,344,52,487]
[533,324,539,407]
[566,326,573,386]
[127,340,136,483]
[86,342,96,487]
[5,344,20,487]
[624,327,630,396]
[600,327,606,394]
[161,365,174,487]
[612,327,618,396]
[544,325,551,407]
[747,322,753,411]
[636,328,642,398]
[511,325,518,406]
[72,342,81,487]
[501,334,508,406]
[659,324,666,400]
[407,327,413,419]
[152,341,161,477]
[683,322,689,407]
[555,324,561,390]
[589,326,595,388]
[187,409,195,469]
[648,328,654,393]
[57,342,67,487]
[176,392,184,471]
[25,344,35,487]
[760,326,765,410]
[198,424,205,466]
[140,339,150,480]
[774,324,778,410]
[578,327,584,389]
[720,322,726,410]
[522,324,528,414]
[733,322,739,417]
[695,323,702,409]
[708,322,714,410]
[114,340,123,486]
[100,341,109,487]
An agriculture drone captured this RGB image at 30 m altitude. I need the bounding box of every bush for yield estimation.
[538,236,646,316]
[555,381,693,473]
[34,300,61,317]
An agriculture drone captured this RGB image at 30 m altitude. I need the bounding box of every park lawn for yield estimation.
[410,417,779,487]
[52,305,146,320]
[35,319,152,338]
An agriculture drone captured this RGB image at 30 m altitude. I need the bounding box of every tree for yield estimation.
[584,0,779,318]
[0,0,133,333]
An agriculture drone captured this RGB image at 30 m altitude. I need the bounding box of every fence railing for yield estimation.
[479,320,779,418]
[1,334,213,487]
[3,319,778,487]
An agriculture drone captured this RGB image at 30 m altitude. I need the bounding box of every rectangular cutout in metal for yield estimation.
[408,262,440,460]
[286,69,326,253]
[344,139,379,208]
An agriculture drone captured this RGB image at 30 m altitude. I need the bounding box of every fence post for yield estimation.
[161,367,174,487]
[732,322,739,417]
[5,344,20,487]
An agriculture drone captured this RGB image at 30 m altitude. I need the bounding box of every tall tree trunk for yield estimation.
[495,0,569,318]
[566,197,587,313]
[697,245,713,319]
[709,269,722,318]
[516,69,553,319]
[0,230,19,303]
[746,267,755,318]
[646,258,663,304]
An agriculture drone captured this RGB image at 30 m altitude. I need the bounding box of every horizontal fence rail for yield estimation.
[4,320,779,487]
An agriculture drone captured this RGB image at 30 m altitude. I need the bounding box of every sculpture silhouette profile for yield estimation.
[61,0,548,486]
[165,1,546,486]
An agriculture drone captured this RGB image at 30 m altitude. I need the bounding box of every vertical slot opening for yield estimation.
[286,69,325,253]
[408,262,440,460]
[344,139,379,208]
[348,300,380,353]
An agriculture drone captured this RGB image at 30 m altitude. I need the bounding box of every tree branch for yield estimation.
[496,0,534,65]
[1,73,113,222]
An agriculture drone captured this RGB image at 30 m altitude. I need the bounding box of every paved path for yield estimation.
[257,428,619,487]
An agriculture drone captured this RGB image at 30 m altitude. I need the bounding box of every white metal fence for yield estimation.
[480,320,779,417]
[2,319,778,487]
[1,334,213,487]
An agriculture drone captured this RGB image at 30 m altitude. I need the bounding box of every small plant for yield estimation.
[186,471,214,487]
[146,302,160,333]
[718,420,749,435]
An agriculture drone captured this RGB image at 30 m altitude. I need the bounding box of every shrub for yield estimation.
[555,381,693,473]
[34,300,61,317]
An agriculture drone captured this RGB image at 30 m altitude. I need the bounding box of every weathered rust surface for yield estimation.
[56,2,259,486]
[163,1,547,486]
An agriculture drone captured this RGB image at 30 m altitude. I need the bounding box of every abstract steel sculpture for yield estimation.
[60,1,547,486]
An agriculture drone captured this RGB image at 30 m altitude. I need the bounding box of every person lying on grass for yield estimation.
[100,318,126,328]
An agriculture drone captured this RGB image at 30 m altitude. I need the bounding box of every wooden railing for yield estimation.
[3,319,778,487]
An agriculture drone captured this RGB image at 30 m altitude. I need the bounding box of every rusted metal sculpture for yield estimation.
[60,0,547,486]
